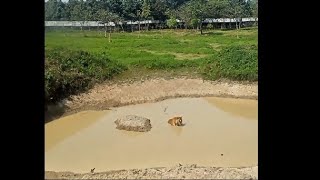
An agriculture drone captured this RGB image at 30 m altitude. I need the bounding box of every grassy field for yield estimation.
[45,27,257,105]
[46,28,257,68]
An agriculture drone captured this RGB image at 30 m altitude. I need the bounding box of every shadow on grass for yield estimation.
[202,31,224,36]
[45,102,67,124]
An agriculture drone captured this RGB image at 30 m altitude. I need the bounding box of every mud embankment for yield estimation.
[45,164,258,179]
[46,78,257,120]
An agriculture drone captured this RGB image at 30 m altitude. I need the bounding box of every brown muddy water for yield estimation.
[45,97,257,173]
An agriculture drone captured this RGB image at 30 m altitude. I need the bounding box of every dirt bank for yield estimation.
[45,164,258,179]
[47,78,257,120]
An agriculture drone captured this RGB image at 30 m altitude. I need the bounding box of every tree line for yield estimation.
[45,0,258,23]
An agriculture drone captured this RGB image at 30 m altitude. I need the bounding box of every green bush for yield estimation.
[203,45,258,81]
[207,24,214,29]
[45,48,127,105]
[167,17,178,29]
[191,18,200,29]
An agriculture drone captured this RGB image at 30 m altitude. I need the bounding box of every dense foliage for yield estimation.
[45,0,258,22]
[45,48,127,104]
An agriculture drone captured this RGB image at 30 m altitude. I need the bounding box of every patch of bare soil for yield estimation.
[141,49,207,60]
[45,164,258,179]
[209,43,223,51]
[50,78,257,119]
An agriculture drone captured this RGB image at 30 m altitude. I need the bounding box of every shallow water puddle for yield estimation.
[45,97,257,173]
[45,110,109,151]
[205,97,258,120]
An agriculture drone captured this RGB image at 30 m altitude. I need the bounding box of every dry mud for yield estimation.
[49,78,257,119]
[45,164,258,179]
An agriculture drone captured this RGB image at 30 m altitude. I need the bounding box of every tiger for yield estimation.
[167,116,183,126]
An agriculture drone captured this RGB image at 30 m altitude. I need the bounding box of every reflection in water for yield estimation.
[45,110,109,152]
[45,97,257,173]
[205,97,258,120]
[169,126,184,136]
[118,130,145,137]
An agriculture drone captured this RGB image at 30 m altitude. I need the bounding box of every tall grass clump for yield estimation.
[45,48,127,105]
[203,44,257,81]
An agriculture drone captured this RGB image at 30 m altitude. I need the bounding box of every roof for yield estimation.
[45,18,258,27]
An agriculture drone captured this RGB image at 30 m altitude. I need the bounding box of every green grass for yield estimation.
[45,28,257,67]
[203,44,258,81]
[45,48,127,105]
[45,27,257,105]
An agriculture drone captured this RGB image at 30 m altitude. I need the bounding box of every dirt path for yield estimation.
[48,78,257,119]
[45,164,258,179]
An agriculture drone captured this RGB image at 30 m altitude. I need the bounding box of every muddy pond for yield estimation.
[45,97,258,173]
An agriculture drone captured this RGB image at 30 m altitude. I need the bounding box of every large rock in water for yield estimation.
[114,115,152,132]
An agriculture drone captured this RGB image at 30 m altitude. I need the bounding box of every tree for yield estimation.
[70,0,86,30]
[172,0,211,33]
[137,10,142,35]
[84,7,93,22]
[177,2,193,29]
[45,0,56,20]
[206,0,229,18]
[207,23,213,29]
[166,0,191,10]
[121,0,142,32]
[141,0,151,30]
[45,0,66,21]
[191,18,200,29]
[243,0,253,17]
[250,0,258,25]
[226,0,247,38]
[167,17,178,29]
[150,0,167,21]
[96,9,119,42]
[44,0,257,32]
[122,0,143,20]
[186,0,210,34]
[85,0,101,20]
[116,16,126,32]
[64,0,79,21]
[101,0,125,16]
